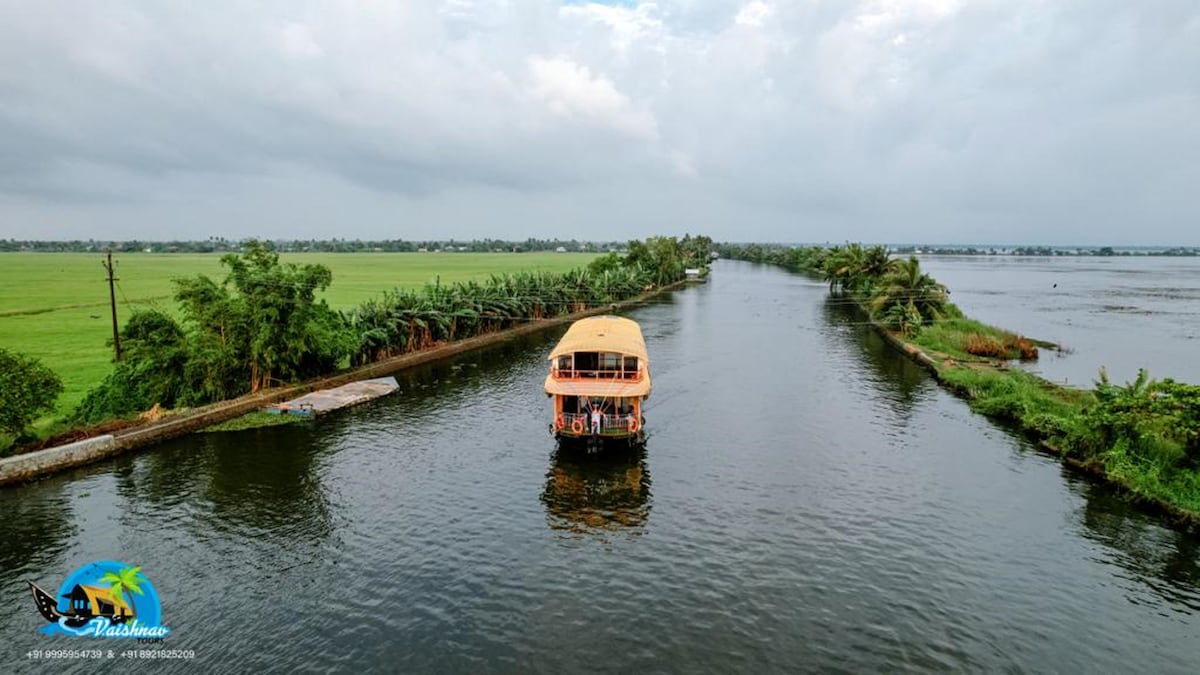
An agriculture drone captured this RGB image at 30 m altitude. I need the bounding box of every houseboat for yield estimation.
[545,316,650,447]
[28,582,133,628]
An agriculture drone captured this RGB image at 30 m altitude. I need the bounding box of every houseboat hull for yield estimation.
[550,418,647,448]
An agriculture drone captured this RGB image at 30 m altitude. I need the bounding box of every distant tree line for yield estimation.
[0,237,634,254]
[887,245,1198,256]
[70,235,712,425]
[5,238,1195,256]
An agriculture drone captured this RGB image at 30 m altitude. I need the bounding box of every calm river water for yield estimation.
[3,259,1200,673]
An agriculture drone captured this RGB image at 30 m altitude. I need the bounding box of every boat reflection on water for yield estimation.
[541,445,651,533]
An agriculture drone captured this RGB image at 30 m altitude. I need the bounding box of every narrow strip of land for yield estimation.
[719,244,1200,524]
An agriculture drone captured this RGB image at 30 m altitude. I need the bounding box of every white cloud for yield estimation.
[527,55,659,141]
[0,0,1197,244]
[277,22,323,60]
[735,2,772,28]
[560,2,664,52]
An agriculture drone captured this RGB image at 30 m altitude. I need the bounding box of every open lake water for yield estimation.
[919,255,1200,386]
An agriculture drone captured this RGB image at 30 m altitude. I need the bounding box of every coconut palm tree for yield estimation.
[823,244,879,293]
[859,245,892,288]
[101,565,146,619]
[869,256,949,332]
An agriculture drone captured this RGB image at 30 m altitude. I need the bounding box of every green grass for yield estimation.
[0,252,597,421]
[1100,441,1200,515]
[928,345,1200,517]
[912,317,1028,361]
[936,365,1088,437]
[199,411,309,433]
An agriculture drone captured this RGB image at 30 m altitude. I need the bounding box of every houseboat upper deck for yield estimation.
[545,315,651,445]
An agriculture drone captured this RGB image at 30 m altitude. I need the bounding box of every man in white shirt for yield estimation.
[590,405,602,434]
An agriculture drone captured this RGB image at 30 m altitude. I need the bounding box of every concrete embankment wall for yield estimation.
[0,283,683,488]
[0,435,118,484]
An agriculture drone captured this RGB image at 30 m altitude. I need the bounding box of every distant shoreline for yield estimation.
[3,241,1199,256]
[895,246,1199,257]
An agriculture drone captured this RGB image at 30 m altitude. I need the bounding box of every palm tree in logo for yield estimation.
[100,565,146,620]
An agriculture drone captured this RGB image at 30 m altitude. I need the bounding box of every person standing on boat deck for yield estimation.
[590,405,602,435]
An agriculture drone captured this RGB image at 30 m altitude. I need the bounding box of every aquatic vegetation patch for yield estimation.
[911,318,1039,362]
[200,412,308,433]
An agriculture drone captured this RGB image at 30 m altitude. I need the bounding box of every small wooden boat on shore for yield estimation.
[544,316,650,448]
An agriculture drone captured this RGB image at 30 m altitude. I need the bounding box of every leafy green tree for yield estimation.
[177,240,354,393]
[78,241,357,421]
[587,253,625,275]
[679,233,714,267]
[0,348,64,437]
[74,311,190,423]
[626,236,687,286]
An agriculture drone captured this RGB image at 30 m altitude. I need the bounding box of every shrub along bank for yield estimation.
[3,235,711,455]
[718,243,1200,522]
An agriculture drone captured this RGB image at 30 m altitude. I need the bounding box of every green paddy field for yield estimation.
[0,252,597,419]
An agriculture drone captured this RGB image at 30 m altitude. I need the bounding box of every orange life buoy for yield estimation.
[628,416,640,433]
[571,418,585,435]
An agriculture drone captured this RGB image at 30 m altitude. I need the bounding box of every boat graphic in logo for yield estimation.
[28,560,170,638]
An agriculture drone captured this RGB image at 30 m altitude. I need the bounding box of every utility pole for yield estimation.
[103,251,122,361]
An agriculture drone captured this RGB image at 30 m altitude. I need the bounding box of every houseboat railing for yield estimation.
[558,412,640,434]
[550,368,643,381]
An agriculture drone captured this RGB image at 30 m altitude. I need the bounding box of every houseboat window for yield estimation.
[556,355,572,371]
[574,352,598,372]
[599,353,621,371]
[623,356,638,375]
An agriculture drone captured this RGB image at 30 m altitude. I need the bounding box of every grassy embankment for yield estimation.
[0,252,597,432]
[719,244,1200,522]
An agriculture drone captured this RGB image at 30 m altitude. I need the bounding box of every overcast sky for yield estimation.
[1,1,1197,244]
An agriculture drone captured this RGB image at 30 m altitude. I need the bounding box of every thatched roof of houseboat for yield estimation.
[547,316,649,362]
